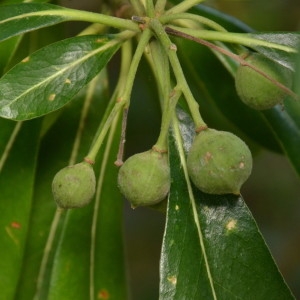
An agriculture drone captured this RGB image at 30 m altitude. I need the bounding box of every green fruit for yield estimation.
[187,129,252,195]
[52,162,96,208]
[235,53,292,110]
[118,150,170,208]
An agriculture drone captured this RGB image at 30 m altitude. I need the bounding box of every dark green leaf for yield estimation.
[0,119,41,300]
[92,119,127,299]
[0,36,21,75]
[0,35,120,120]
[167,2,253,33]
[0,3,71,42]
[159,109,294,299]
[263,98,300,177]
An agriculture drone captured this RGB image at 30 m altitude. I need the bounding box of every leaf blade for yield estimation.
[0,119,41,299]
[159,109,295,299]
[0,35,120,120]
[0,3,72,42]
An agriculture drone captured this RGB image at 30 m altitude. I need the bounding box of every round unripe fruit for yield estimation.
[235,53,292,110]
[52,162,96,208]
[118,150,170,208]
[187,129,252,195]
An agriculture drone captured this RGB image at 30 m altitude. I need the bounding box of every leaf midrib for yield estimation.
[172,115,218,300]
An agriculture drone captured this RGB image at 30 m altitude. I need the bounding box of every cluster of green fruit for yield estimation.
[51,128,252,209]
[51,51,292,209]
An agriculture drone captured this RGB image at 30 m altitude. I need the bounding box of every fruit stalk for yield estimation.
[150,19,207,131]
[85,29,152,163]
[165,0,206,15]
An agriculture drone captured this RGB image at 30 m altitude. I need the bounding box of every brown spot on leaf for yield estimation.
[11,222,21,229]
[98,289,110,299]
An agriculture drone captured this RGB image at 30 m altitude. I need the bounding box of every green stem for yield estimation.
[149,40,171,151]
[150,19,207,131]
[90,111,121,300]
[154,0,167,15]
[154,87,182,151]
[129,0,145,15]
[119,28,152,105]
[146,0,155,17]
[167,26,297,53]
[0,121,22,173]
[85,29,152,162]
[34,208,65,300]
[160,12,227,32]
[115,41,133,166]
[77,23,107,36]
[69,76,99,165]
[85,101,124,162]
[165,0,206,15]
[3,7,140,32]
[165,26,299,100]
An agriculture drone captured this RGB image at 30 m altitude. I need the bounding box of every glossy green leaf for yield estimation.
[159,109,295,299]
[0,2,138,42]
[0,35,120,121]
[0,119,41,300]
[0,3,73,42]
[248,32,300,70]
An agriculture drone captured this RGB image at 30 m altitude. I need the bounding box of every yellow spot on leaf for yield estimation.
[48,94,56,101]
[226,219,237,231]
[175,205,179,211]
[96,38,107,43]
[65,78,71,84]
[167,275,177,285]
[22,56,30,63]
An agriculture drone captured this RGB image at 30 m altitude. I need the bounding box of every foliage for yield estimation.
[0,0,299,299]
